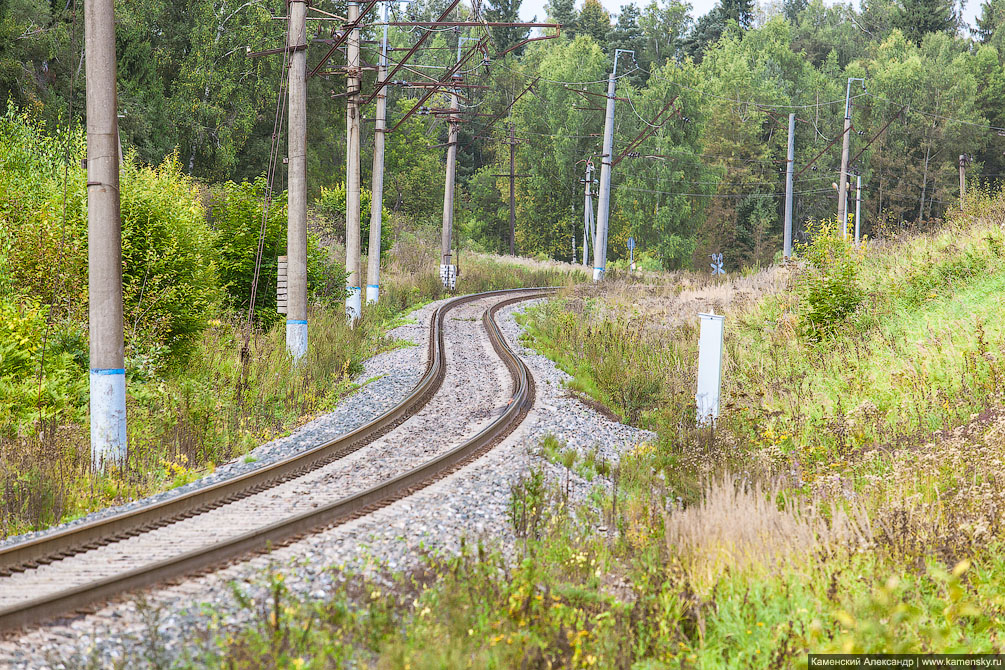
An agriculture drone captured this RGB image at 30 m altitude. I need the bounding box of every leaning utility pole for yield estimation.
[345,0,363,321]
[838,77,864,237]
[783,112,795,260]
[366,1,390,305]
[286,0,308,360]
[582,161,594,266]
[593,50,632,281]
[86,0,127,469]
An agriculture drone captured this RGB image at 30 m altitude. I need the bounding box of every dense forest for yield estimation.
[2,0,1004,271]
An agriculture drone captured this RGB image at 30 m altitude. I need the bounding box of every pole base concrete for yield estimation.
[346,287,362,324]
[90,369,127,471]
[286,320,308,361]
[365,284,379,305]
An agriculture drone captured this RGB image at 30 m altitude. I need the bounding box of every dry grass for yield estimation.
[562,263,792,333]
[664,474,870,591]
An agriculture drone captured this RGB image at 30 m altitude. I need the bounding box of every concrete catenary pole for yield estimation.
[783,112,795,260]
[86,0,127,470]
[439,42,461,289]
[508,124,517,256]
[286,0,308,360]
[366,1,389,305]
[345,1,363,321]
[838,77,864,237]
[582,161,593,266]
[855,175,862,245]
[837,83,852,237]
[592,70,617,281]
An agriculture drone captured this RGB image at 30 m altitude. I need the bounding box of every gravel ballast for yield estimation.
[0,297,653,669]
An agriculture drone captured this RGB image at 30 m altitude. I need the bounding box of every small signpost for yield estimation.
[696,311,725,425]
[627,236,636,272]
[710,252,725,276]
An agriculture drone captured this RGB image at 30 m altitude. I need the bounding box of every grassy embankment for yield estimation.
[164,194,1005,668]
[0,109,581,537]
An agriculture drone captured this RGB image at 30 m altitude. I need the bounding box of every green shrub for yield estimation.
[211,178,287,321]
[212,179,347,323]
[119,152,222,364]
[0,298,87,433]
[316,182,393,257]
[797,219,865,341]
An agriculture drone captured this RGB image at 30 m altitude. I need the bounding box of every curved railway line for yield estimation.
[0,288,552,634]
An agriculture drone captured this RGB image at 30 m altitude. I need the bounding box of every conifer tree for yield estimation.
[546,0,579,35]
[485,0,530,55]
[894,0,956,44]
[578,0,613,46]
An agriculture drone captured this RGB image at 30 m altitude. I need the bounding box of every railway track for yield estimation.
[0,288,550,634]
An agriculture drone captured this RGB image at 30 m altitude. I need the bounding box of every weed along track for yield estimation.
[0,289,550,634]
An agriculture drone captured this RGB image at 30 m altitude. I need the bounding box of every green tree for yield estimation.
[611,61,714,268]
[607,3,650,80]
[975,0,1005,43]
[485,0,530,55]
[511,36,608,258]
[859,31,985,225]
[578,0,612,46]
[894,0,957,44]
[385,98,445,223]
[639,0,691,67]
[546,0,579,34]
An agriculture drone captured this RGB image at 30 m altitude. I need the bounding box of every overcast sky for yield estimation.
[517,0,984,38]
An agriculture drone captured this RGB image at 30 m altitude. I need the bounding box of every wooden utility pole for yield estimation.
[85,0,127,469]
[492,124,528,255]
[345,1,363,321]
[286,0,308,360]
[366,1,389,305]
[783,113,794,260]
[959,156,966,210]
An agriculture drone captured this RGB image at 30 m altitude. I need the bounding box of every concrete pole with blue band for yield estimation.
[365,1,391,306]
[345,0,363,322]
[86,0,128,469]
[286,0,309,359]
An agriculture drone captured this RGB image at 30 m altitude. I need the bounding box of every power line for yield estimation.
[615,184,836,198]
[865,92,1004,132]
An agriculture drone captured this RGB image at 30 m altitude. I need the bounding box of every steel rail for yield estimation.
[0,289,550,633]
[0,289,543,576]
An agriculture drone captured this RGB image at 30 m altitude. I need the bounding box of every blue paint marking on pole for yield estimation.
[710,253,725,276]
[627,236,635,252]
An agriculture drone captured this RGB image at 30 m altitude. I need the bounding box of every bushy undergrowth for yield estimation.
[0,108,581,535]
[315,182,393,257]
